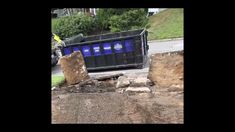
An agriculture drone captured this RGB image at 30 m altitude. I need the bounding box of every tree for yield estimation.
[96,8,138,33]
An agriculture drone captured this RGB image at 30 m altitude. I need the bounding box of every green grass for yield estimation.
[147,8,184,40]
[52,75,65,87]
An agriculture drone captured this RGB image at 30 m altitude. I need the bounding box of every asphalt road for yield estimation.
[51,38,184,77]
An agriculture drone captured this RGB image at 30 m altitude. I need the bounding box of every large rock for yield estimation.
[148,51,183,88]
[60,51,90,85]
[116,76,130,88]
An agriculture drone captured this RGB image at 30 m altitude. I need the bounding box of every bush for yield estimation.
[108,15,128,32]
[52,13,95,39]
[95,8,140,32]
[95,9,112,31]
[109,9,148,32]
[52,9,149,39]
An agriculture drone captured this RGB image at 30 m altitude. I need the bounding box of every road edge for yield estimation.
[148,37,184,43]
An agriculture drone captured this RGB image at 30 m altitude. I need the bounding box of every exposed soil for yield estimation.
[52,52,184,124]
[52,80,183,123]
[148,51,183,88]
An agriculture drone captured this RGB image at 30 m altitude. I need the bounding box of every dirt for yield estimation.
[52,83,183,123]
[52,51,184,124]
[148,51,183,88]
[56,79,117,93]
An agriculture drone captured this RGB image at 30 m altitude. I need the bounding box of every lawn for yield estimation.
[147,8,184,40]
[52,75,65,87]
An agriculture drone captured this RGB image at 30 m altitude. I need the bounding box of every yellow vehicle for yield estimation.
[51,33,64,67]
[52,33,66,47]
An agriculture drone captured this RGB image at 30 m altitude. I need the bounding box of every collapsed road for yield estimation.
[52,49,184,124]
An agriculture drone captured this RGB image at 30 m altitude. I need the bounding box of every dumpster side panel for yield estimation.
[92,43,106,67]
[103,42,116,66]
[124,39,135,64]
[81,45,93,68]
[113,40,125,65]
[134,36,144,64]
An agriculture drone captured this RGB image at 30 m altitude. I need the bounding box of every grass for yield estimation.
[52,75,65,87]
[147,8,184,40]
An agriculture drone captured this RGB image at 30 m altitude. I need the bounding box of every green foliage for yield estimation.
[96,8,147,32]
[109,9,148,32]
[95,8,131,31]
[95,9,112,31]
[52,13,95,39]
[52,8,149,38]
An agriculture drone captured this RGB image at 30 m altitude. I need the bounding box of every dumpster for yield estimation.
[61,29,149,71]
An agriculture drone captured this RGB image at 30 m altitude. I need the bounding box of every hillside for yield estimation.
[147,9,184,40]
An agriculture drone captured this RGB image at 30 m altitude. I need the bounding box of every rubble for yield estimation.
[95,73,123,81]
[131,77,152,87]
[116,76,130,88]
[116,88,125,94]
[52,87,57,91]
[125,87,151,93]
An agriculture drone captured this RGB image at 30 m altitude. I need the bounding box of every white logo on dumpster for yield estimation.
[114,43,122,50]
[104,46,111,50]
[93,47,100,52]
[84,49,89,52]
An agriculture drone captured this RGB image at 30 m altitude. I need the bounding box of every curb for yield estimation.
[148,38,183,43]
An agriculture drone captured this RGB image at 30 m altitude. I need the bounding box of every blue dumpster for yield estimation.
[61,29,149,71]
